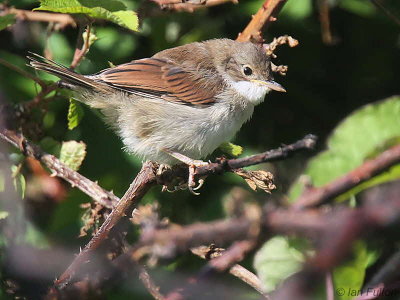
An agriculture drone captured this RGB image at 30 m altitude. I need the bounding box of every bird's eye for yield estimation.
[243,66,253,76]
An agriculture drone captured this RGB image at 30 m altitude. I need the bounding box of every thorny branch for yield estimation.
[236,0,288,43]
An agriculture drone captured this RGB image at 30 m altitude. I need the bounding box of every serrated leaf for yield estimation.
[0,14,16,31]
[35,0,139,31]
[67,98,84,130]
[219,142,243,157]
[59,141,87,171]
[254,236,305,292]
[289,96,400,201]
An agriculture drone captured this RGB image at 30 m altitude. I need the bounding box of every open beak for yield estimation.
[251,79,286,92]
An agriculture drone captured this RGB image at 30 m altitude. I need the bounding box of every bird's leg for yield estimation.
[162,149,209,195]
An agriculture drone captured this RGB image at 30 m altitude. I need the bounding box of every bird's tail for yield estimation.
[27,53,108,92]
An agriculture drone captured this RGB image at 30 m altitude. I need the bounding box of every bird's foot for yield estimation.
[162,149,209,195]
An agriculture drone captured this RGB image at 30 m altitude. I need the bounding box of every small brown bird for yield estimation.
[29,38,285,192]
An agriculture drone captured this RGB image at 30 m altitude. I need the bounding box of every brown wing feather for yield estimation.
[96,58,220,106]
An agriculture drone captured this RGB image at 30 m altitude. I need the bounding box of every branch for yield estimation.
[292,143,400,209]
[0,129,119,208]
[0,58,46,88]
[191,245,269,298]
[2,7,76,29]
[150,0,237,12]
[139,267,167,300]
[236,0,288,43]
[55,161,157,288]
[193,134,317,177]
[70,24,92,70]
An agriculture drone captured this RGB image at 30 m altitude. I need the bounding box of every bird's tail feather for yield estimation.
[27,53,107,91]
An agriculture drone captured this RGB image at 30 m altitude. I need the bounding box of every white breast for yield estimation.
[230,80,269,105]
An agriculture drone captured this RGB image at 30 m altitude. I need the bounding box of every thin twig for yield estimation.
[151,0,237,12]
[139,267,166,300]
[0,129,119,208]
[70,24,92,70]
[292,143,400,209]
[371,0,400,27]
[2,8,76,29]
[0,58,46,88]
[317,0,333,44]
[191,245,268,297]
[325,271,334,300]
[236,0,288,43]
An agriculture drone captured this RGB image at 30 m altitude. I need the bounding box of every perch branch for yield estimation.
[193,134,317,177]
[293,143,400,209]
[236,0,288,43]
[0,129,119,208]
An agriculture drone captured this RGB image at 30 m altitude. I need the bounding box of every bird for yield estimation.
[28,38,285,193]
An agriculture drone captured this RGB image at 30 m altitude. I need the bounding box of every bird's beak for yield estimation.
[251,79,286,92]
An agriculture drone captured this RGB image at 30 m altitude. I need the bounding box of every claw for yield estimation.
[162,149,209,195]
[193,178,205,191]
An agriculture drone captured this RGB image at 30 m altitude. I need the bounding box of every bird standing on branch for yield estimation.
[28,39,285,193]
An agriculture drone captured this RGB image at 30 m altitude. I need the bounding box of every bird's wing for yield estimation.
[96,58,222,106]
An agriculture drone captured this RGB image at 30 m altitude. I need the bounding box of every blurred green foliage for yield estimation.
[1,0,400,298]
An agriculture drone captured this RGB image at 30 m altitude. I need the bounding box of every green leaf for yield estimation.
[67,98,84,130]
[289,96,400,201]
[0,211,9,220]
[0,14,16,31]
[281,0,312,19]
[35,0,139,31]
[0,170,4,192]
[219,142,243,157]
[59,141,87,171]
[11,165,26,199]
[339,0,376,17]
[24,222,50,248]
[254,236,305,292]
[334,242,379,300]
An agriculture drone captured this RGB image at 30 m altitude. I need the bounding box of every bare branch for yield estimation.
[150,0,237,12]
[193,134,317,178]
[0,129,119,208]
[2,7,76,29]
[191,245,269,298]
[56,162,157,288]
[139,267,167,300]
[292,143,400,209]
[0,58,46,88]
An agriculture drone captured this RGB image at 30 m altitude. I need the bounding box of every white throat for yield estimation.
[230,80,269,105]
